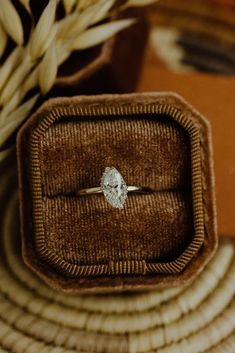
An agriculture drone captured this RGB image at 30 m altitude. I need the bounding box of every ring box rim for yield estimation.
[17,92,217,292]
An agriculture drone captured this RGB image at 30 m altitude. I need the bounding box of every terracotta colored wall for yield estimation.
[138,48,235,237]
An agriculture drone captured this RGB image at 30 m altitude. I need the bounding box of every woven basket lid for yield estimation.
[0,159,234,353]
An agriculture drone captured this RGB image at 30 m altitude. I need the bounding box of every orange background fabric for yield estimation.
[138,48,235,237]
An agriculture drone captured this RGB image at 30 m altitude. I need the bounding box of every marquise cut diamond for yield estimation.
[101,167,128,209]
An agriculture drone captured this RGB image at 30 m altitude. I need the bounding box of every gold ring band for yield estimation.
[77,167,153,209]
[77,185,153,196]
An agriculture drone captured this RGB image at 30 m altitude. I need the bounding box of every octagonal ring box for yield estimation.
[17,93,217,293]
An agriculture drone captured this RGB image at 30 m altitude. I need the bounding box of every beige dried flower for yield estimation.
[72,19,136,50]
[63,0,77,14]
[29,0,57,60]
[0,0,24,45]
[0,22,7,58]
[18,0,31,13]
[0,0,157,153]
[39,41,58,94]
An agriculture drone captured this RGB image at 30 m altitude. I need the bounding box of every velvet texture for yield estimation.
[40,117,193,265]
[17,93,217,292]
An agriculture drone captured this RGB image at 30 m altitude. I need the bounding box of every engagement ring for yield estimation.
[77,167,152,209]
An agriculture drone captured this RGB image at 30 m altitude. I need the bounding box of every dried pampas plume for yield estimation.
[0,0,157,159]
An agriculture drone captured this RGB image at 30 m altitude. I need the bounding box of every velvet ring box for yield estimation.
[17,93,217,292]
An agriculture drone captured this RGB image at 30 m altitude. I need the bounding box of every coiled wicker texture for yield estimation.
[0,162,234,353]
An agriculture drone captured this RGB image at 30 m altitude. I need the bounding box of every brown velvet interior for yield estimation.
[38,115,193,267]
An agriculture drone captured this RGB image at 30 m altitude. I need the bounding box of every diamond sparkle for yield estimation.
[101,167,128,209]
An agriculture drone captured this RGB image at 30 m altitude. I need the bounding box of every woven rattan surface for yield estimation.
[0,160,234,353]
